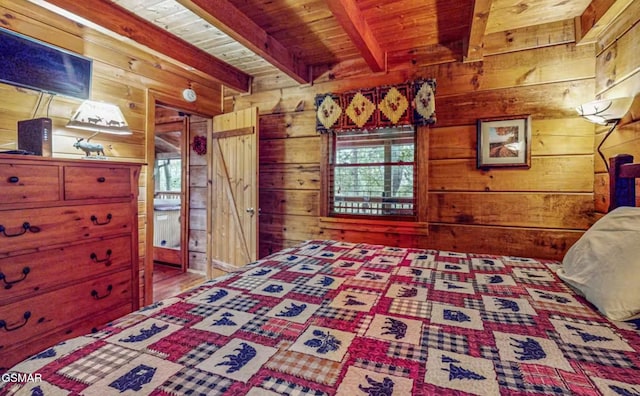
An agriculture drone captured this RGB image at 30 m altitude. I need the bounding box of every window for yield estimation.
[154,158,182,192]
[329,126,416,218]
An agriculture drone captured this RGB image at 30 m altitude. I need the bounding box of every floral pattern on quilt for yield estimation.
[3,240,640,395]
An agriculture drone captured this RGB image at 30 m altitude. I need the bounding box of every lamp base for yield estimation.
[81,155,109,160]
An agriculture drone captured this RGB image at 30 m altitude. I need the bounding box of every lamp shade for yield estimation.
[67,100,131,134]
[576,97,633,125]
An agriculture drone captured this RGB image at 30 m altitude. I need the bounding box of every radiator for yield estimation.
[153,209,181,248]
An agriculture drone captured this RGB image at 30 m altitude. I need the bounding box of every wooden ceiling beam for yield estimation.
[575,0,635,44]
[177,0,310,84]
[155,121,184,135]
[43,0,251,92]
[326,0,385,72]
[154,136,180,154]
[464,0,492,63]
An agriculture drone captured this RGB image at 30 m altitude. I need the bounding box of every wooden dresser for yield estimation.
[0,155,140,371]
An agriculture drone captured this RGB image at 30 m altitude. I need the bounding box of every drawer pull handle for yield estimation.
[8,176,19,183]
[90,249,113,266]
[0,311,31,332]
[91,284,113,300]
[0,222,41,238]
[0,267,31,289]
[97,177,106,183]
[90,214,113,226]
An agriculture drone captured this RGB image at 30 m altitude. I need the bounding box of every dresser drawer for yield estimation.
[1,304,133,372]
[0,202,133,256]
[0,163,60,204]
[64,166,132,200]
[0,269,132,350]
[0,235,132,302]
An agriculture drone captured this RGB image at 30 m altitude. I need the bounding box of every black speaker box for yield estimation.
[17,117,52,157]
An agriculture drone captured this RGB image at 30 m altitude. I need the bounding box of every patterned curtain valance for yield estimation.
[315,79,436,133]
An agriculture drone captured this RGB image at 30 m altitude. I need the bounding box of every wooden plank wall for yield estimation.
[593,1,640,212]
[0,0,222,305]
[232,25,599,260]
[188,117,209,273]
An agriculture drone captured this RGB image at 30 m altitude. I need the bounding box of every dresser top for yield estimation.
[0,154,145,167]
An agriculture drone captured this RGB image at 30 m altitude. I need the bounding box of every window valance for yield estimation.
[315,79,436,133]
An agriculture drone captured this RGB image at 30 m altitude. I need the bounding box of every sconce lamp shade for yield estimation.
[576,97,633,125]
[67,100,132,135]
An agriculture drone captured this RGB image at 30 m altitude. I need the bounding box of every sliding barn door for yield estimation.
[210,107,259,270]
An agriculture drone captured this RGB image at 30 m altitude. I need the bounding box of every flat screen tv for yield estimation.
[0,27,92,100]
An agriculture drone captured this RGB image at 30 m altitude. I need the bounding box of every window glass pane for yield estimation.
[389,165,414,197]
[391,144,414,162]
[336,146,384,164]
[154,158,182,192]
[334,165,385,196]
[331,126,416,218]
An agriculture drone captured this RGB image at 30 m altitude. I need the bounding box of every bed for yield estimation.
[2,155,639,395]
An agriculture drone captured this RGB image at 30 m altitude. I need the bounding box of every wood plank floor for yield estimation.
[153,263,206,302]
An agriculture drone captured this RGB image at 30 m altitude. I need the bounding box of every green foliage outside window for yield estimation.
[154,158,181,192]
[331,127,416,217]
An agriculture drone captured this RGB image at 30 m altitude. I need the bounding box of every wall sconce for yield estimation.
[576,97,633,171]
[67,100,132,157]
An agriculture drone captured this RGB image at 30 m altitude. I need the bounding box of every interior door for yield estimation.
[210,107,259,271]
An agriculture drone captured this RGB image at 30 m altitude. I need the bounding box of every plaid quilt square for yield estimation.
[261,318,307,339]
[560,367,602,396]
[57,343,139,384]
[176,341,221,367]
[291,284,332,299]
[481,311,538,326]
[160,367,234,395]
[556,338,637,369]
[265,348,343,386]
[388,299,431,319]
[432,271,462,282]
[531,300,603,319]
[314,305,360,322]
[189,296,262,315]
[285,273,324,286]
[521,364,566,389]
[494,360,575,395]
[228,276,270,291]
[340,249,377,261]
[239,316,282,340]
[388,341,430,362]
[144,328,215,361]
[343,278,390,290]
[421,325,469,355]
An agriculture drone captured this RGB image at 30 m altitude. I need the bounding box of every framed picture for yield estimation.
[477,115,531,168]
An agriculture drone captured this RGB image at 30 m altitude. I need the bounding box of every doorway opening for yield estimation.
[151,105,205,302]
[153,106,186,269]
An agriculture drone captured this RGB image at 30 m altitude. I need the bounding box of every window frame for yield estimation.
[320,125,430,227]
[326,126,418,221]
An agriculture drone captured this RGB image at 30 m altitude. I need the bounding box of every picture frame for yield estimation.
[477,115,531,168]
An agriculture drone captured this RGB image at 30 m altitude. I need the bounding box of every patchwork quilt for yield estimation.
[3,240,640,395]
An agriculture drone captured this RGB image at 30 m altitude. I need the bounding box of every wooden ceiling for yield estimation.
[39,0,633,93]
[154,107,184,155]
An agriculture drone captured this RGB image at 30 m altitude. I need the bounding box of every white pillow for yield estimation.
[557,206,640,321]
